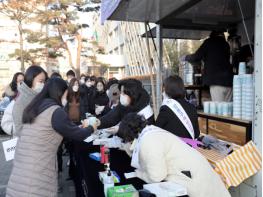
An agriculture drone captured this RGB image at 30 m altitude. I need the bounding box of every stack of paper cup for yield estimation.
[217,102,223,116]
[233,75,242,119]
[239,62,246,75]
[222,102,229,116]
[228,102,233,116]
[241,74,254,120]
[203,101,210,114]
[183,62,194,85]
[210,102,217,114]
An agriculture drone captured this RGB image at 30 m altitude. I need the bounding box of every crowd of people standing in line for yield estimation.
[0,66,230,197]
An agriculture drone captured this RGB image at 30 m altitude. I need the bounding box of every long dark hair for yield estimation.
[24,65,48,88]
[95,79,106,92]
[10,72,24,92]
[118,79,143,105]
[163,75,186,100]
[67,78,80,103]
[22,78,67,124]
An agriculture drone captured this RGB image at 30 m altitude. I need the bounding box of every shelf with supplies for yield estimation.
[197,111,252,146]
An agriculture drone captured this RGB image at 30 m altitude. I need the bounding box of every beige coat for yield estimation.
[135,126,231,197]
[6,105,62,197]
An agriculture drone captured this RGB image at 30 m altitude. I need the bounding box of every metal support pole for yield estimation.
[156,25,163,111]
[252,0,262,195]
[144,22,157,118]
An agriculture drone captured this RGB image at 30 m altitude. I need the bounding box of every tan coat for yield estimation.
[6,105,62,197]
[135,126,231,197]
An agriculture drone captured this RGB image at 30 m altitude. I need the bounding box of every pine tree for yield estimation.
[0,0,37,72]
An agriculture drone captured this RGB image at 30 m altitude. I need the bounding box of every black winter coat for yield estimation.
[98,88,154,129]
[156,98,200,139]
[89,90,110,117]
[186,36,233,87]
[79,85,95,115]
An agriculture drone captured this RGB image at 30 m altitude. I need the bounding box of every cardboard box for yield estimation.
[107,185,138,197]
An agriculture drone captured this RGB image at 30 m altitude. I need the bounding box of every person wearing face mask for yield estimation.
[66,70,76,85]
[107,81,120,109]
[62,78,89,185]
[3,72,24,100]
[64,78,82,123]
[6,78,97,197]
[1,72,24,136]
[98,78,154,128]
[156,75,200,139]
[79,76,96,115]
[90,75,97,86]
[95,79,154,188]
[12,65,48,137]
[117,113,231,197]
[89,79,109,117]
[79,74,86,85]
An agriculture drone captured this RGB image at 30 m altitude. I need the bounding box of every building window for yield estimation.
[114,47,119,55]
[120,44,124,55]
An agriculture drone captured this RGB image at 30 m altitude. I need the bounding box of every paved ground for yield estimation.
[0,135,76,197]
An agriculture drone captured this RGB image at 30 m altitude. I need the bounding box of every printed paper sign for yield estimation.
[2,137,18,161]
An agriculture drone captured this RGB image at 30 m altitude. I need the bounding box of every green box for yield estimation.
[107,185,138,197]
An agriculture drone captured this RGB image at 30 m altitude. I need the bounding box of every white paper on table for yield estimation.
[2,137,18,161]
[124,172,137,179]
[143,182,187,197]
[93,136,122,148]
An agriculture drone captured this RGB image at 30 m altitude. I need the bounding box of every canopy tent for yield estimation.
[141,27,210,40]
[101,0,257,110]
[101,0,255,30]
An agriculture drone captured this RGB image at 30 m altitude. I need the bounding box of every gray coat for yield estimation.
[12,82,37,137]
[6,105,62,197]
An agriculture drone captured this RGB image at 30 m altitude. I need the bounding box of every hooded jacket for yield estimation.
[12,82,37,137]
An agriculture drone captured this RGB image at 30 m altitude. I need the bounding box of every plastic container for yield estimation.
[104,171,114,197]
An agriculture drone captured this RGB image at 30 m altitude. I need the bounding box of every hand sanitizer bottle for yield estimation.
[103,170,114,197]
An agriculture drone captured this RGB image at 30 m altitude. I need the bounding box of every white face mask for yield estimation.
[72,85,79,92]
[17,83,21,89]
[106,90,110,97]
[61,98,67,106]
[34,82,44,93]
[120,94,130,106]
[67,79,72,84]
[86,81,92,87]
[80,78,85,84]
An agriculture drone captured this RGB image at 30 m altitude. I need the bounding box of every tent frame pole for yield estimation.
[252,0,262,195]
[156,24,163,111]
[144,22,157,118]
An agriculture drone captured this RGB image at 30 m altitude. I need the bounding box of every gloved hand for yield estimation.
[82,117,100,131]
[95,105,105,115]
